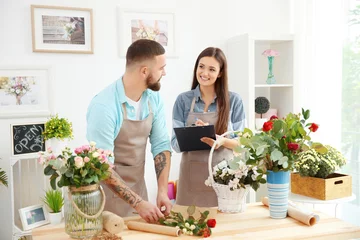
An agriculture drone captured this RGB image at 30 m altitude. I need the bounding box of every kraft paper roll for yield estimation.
[262,197,320,226]
[127,221,181,237]
[102,211,125,234]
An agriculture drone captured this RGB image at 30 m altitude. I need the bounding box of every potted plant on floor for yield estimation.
[42,189,64,224]
[292,145,350,200]
[42,114,74,154]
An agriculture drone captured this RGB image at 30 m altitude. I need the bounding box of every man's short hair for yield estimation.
[126,39,165,67]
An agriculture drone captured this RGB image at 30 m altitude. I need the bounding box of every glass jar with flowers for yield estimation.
[206,130,267,213]
[38,142,113,238]
[239,109,325,218]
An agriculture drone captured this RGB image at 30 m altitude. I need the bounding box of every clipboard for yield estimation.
[174,125,216,152]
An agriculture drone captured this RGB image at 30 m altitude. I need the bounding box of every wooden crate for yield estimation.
[291,172,352,200]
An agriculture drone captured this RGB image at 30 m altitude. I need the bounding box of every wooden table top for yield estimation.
[32,203,360,240]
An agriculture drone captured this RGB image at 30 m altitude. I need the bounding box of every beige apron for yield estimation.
[101,102,153,217]
[176,98,233,207]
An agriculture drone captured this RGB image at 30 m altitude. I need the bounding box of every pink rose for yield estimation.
[82,145,90,152]
[84,157,90,163]
[74,147,82,154]
[38,156,45,164]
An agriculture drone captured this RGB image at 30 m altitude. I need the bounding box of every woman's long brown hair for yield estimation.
[191,47,230,135]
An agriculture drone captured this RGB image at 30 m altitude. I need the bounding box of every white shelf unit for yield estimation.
[226,34,296,130]
[226,34,296,201]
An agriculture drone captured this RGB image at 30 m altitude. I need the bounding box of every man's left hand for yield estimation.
[156,191,172,216]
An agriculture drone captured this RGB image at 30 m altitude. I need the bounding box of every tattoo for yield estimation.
[154,152,167,180]
[105,170,143,208]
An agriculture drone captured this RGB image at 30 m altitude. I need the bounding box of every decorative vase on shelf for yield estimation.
[266,170,290,219]
[262,49,279,85]
[266,56,276,84]
[64,184,105,238]
[16,95,22,105]
[47,138,69,155]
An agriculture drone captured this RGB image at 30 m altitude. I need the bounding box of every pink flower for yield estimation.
[38,156,45,164]
[74,147,83,154]
[262,49,280,57]
[104,150,113,157]
[97,148,104,154]
[82,145,90,152]
[46,147,52,153]
[84,157,90,163]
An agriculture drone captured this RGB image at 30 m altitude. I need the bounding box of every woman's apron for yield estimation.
[101,102,153,217]
[176,98,233,207]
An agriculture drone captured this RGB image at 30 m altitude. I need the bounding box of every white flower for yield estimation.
[185,222,190,228]
[242,132,250,138]
[74,156,84,168]
[217,160,228,169]
[15,89,20,94]
[89,141,96,147]
[190,225,195,230]
[229,178,240,189]
[182,228,187,234]
[92,152,100,158]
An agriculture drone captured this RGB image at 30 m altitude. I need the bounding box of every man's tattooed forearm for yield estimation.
[105,171,142,208]
[154,152,166,180]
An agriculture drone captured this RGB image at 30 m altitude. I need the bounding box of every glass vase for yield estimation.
[64,184,105,239]
[266,56,276,84]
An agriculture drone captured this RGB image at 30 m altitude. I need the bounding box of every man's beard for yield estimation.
[146,74,161,91]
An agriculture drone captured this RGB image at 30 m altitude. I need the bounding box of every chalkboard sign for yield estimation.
[11,123,46,156]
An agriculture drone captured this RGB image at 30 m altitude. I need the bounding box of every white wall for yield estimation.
[0,0,291,238]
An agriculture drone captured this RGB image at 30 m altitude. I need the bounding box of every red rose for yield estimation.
[206,219,216,228]
[309,123,319,132]
[287,142,299,151]
[270,115,278,120]
[262,121,273,132]
[202,228,211,238]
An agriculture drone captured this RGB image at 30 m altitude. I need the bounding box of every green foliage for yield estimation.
[159,205,212,237]
[255,97,270,116]
[41,189,64,213]
[42,114,74,140]
[39,142,112,189]
[295,146,347,179]
[0,168,8,187]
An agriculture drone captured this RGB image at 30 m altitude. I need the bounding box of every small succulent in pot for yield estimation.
[255,97,270,118]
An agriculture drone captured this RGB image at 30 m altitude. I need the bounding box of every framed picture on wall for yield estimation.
[117,8,177,57]
[19,204,49,231]
[11,122,46,158]
[0,66,51,118]
[31,5,94,54]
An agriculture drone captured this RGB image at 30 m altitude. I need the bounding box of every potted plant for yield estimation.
[239,109,325,218]
[254,96,270,130]
[205,130,267,213]
[292,145,350,200]
[42,114,74,154]
[38,142,113,238]
[42,189,64,224]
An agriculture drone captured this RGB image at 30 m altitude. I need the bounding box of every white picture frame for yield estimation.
[0,66,51,118]
[31,5,94,54]
[118,8,177,57]
[18,204,49,231]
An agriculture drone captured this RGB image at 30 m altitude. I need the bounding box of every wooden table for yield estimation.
[32,203,360,240]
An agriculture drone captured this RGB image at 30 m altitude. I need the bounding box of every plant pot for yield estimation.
[49,212,62,224]
[291,172,352,200]
[213,183,250,213]
[255,118,268,130]
[267,170,290,219]
[64,184,105,238]
[46,138,69,154]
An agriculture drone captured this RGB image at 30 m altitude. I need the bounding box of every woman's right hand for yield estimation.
[195,118,209,126]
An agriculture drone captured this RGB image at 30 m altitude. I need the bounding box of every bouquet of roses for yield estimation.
[38,141,113,190]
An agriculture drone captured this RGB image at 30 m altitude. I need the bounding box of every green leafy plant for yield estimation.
[38,142,113,189]
[42,114,74,140]
[159,205,214,237]
[0,168,8,187]
[239,109,326,172]
[255,97,270,118]
[295,145,347,179]
[42,189,64,213]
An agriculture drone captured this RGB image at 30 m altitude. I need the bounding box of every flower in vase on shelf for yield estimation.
[242,109,326,172]
[159,205,215,238]
[38,141,113,190]
[295,145,346,179]
[262,49,279,84]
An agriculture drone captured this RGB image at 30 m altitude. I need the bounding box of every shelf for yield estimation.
[255,84,293,88]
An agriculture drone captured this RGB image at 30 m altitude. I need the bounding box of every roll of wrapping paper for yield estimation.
[262,197,320,226]
[102,211,125,234]
[127,221,181,237]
